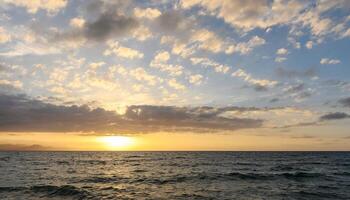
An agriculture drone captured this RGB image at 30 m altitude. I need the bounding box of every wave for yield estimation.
[0,156,10,162]
[56,160,70,165]
[333,171,350,176]
[281,172,323,180]
[335,163,350,167]
[76,176,123,184]
[234,162,264,166]
[0,185,92,199]
[125,171,324,185]
[174,193,208,199]
[295,190,342,199]
[76,160,107,165]
[31,185,89,197]
[270,165,295,171]
[0,186,26,192]
[215,171,323,181]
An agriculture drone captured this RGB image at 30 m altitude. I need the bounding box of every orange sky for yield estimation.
[1,127,349,151]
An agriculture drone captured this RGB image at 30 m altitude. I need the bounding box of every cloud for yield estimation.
[0,64,7,72]
[339,97,350,107]
[3,0,67,14]
[163,31,265,57]
[0,143,51,151]
[55,5,139,43]
[319,112,350,121]
[0,93,264,133]
[168,78,186,90]
[232,69,277,90]
[288,37,301,49]
[270,98,279,103]
[89,62,105,70]
[0,40,61,57]
[343,28,350,38]
[276,48,288,55]
[275,121,319,129]
[180,0,349,40]
[0,93,119,133]
[190,29,226,53]
[180,0,304,31]
[220,107,318,128]
[320,58,341,65]
[0,27,11,43]
[49,68,69,82]
[324,80,350,91]
[69,17,85,28]
[129,68,160,86]
[225,36,266,55]
[132,25,153,41]
[123,105,263,132]
[252,84,269,92]
[282,83,314,102]
[133,7,161,19]
[150,51,183,76]
[275,67,317,79]
[190,57,230,74]
[154,51,170,63]
[284,83,304,93]
[83,13,139,42]
[189,74,203,85]
[156,11,188,33]
[305,41,313,49]
[0,79,23,89]
[275,57,287,63]
[104,41,143,59]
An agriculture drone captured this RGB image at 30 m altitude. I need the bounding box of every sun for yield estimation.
[99,136,135,150]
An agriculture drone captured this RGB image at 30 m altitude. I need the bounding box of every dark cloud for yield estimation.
[339,97,350,107]
[296,91,312,99]
[241,84,269,92]
[85,0,104,15]
[0,80,21,94]
[156,11,184,32]
[289,135,315,139]
[319,112,350,121]
[285,83,304,93]
[54,2,194,44]
[84,13,139,41]
[324,80,349,87]
[275,67,316,78]
[124,105,263,132]
[54,1,139,43]
[0,144,50,151]
[0,94,263,134]
[154,11,194,40]
[0,94,120,133]
[282,83,313,101]
[0,64,7,72]
[275,121,319,129]
[253,84,268,92]
[269,98,279,103]
[56,13,139,42]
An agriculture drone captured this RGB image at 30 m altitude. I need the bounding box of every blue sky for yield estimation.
[0,0,350,150]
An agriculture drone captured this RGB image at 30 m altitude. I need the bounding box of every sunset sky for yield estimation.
[0,0,350,151]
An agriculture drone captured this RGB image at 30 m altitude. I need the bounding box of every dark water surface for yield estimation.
[0,152,349,199]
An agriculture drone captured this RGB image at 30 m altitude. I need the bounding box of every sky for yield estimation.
[0,0,350,151]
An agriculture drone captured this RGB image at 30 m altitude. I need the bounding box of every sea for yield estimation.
[0,152,349,200]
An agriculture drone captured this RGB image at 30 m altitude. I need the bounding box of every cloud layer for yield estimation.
[0,94,263,133]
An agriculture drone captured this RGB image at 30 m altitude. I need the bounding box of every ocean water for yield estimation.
[0,152,349,200]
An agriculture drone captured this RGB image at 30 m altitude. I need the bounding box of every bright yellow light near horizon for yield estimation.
[98,136,135,150]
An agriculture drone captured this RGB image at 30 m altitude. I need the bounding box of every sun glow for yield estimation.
[99,136,135,150]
